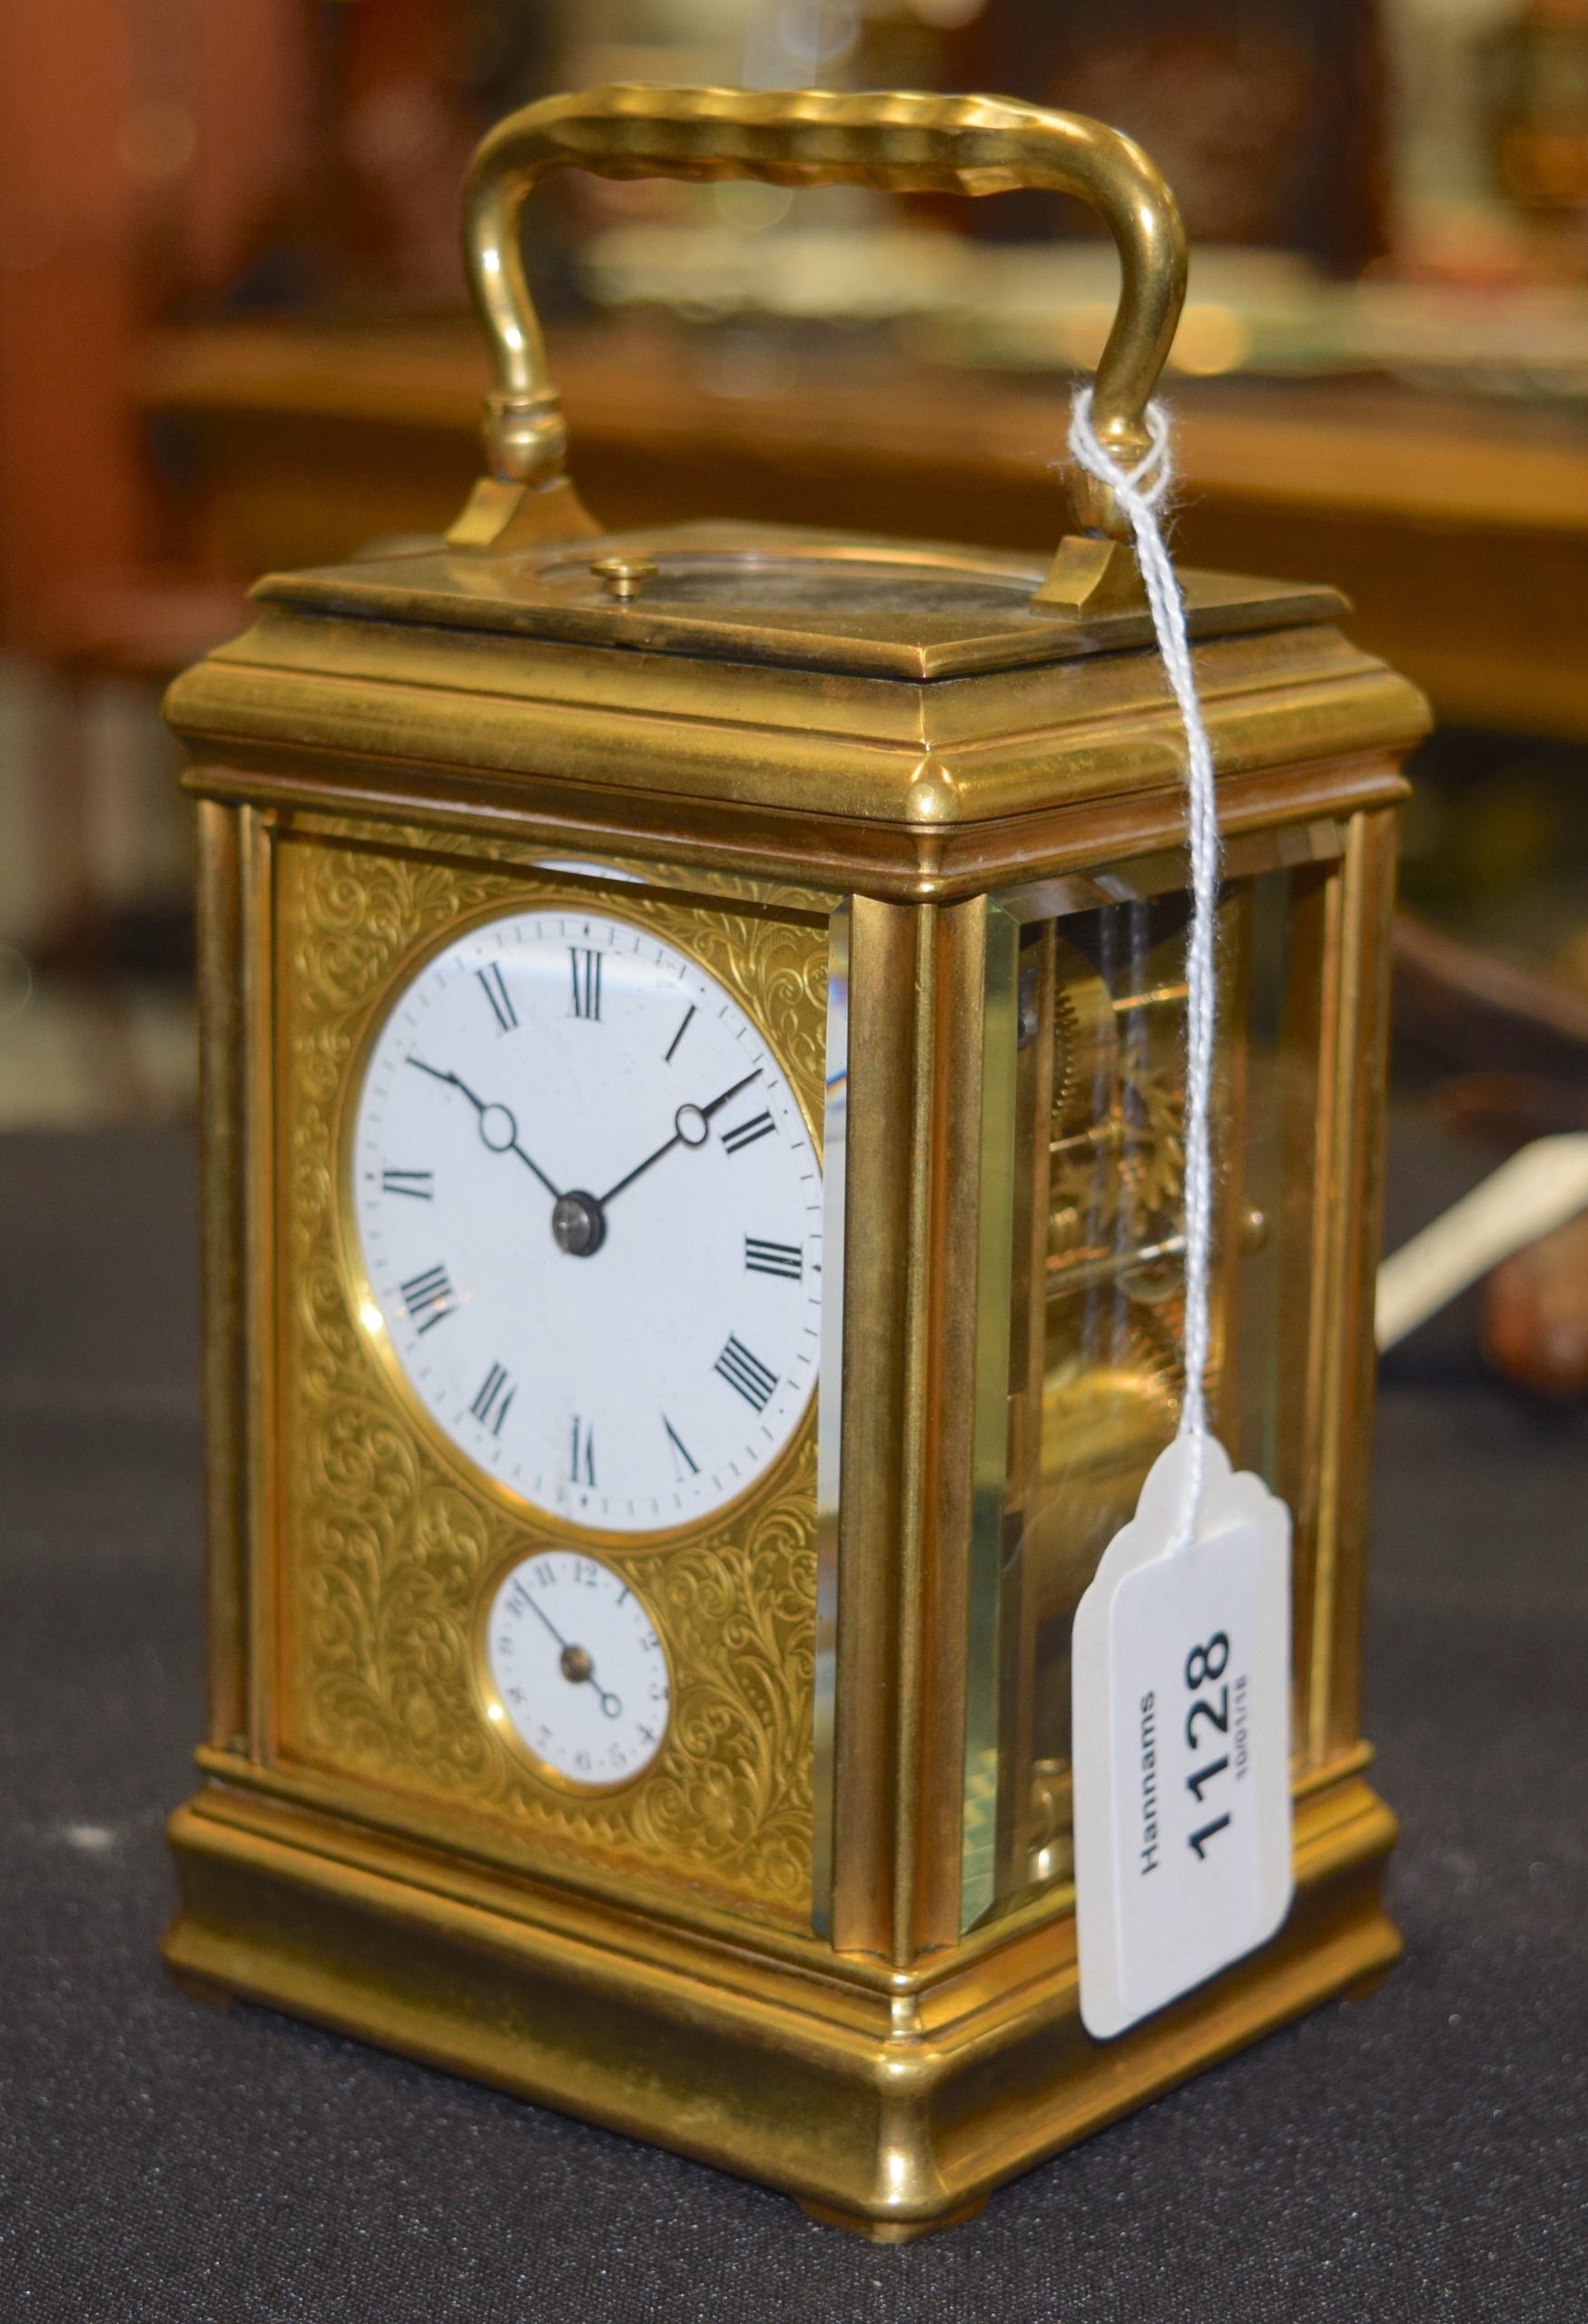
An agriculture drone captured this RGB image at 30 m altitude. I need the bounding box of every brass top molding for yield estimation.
[167,602,1426,845]
[450,85,1186,550]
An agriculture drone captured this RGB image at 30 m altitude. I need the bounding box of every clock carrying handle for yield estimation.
[447,84,1188,574]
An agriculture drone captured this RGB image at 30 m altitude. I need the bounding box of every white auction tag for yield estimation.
[1072,1433,1294,2040]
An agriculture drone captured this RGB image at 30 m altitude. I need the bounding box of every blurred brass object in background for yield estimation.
[162,86,1427,2240]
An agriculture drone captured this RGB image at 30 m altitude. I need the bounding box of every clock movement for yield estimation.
[161,86,1428,2239]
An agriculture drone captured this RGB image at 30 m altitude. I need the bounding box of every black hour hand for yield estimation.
[407,1057,562,1201]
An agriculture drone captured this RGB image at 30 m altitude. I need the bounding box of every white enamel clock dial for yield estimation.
[350,904,822,1532]
[485,1550,669,1786]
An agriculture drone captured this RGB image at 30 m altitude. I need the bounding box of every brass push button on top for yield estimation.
[590,554,658,602]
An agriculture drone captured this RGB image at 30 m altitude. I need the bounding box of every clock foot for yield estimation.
[165,1966,239,2014]
[796,2195,990,2243]
[1340,1962,1396,2007]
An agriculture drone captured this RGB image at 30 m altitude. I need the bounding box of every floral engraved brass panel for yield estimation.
[294,808,843,921]
[272,822,826,1922]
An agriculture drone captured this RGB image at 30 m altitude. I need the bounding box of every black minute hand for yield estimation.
[408,1058,562,1201]
[597,1067,763,1206]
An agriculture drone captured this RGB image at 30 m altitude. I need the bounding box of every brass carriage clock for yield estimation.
[163,88,1427,2239]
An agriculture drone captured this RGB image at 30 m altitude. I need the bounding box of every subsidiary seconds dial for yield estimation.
[350,904,822,1532]
[484,1550,670,1787]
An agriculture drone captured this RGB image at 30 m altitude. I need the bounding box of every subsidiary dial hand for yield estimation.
[597,1068,763,1207]
[408,1058,562,1201]
[518,1584,622,1718]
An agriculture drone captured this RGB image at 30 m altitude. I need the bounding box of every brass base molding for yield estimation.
[164,1763,1399,2240]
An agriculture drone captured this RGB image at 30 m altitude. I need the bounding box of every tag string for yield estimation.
[1067,390,1219,1556]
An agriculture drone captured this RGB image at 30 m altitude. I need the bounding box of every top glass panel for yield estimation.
[259,522,1346,682]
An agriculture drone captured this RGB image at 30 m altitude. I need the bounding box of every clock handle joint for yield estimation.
[447,86,1187,586]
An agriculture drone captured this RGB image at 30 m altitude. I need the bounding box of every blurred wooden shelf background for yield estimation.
[144,314,1588,742]
[15,0,1588,1137]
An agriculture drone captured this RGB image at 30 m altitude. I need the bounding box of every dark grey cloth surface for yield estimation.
[0,1120,1582,2322]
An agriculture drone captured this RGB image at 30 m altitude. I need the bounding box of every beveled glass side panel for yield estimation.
[966,867,1327,1928]
[959,906,1021,1927]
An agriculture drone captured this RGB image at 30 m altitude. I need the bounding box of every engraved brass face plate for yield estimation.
[275,832,827,1922]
